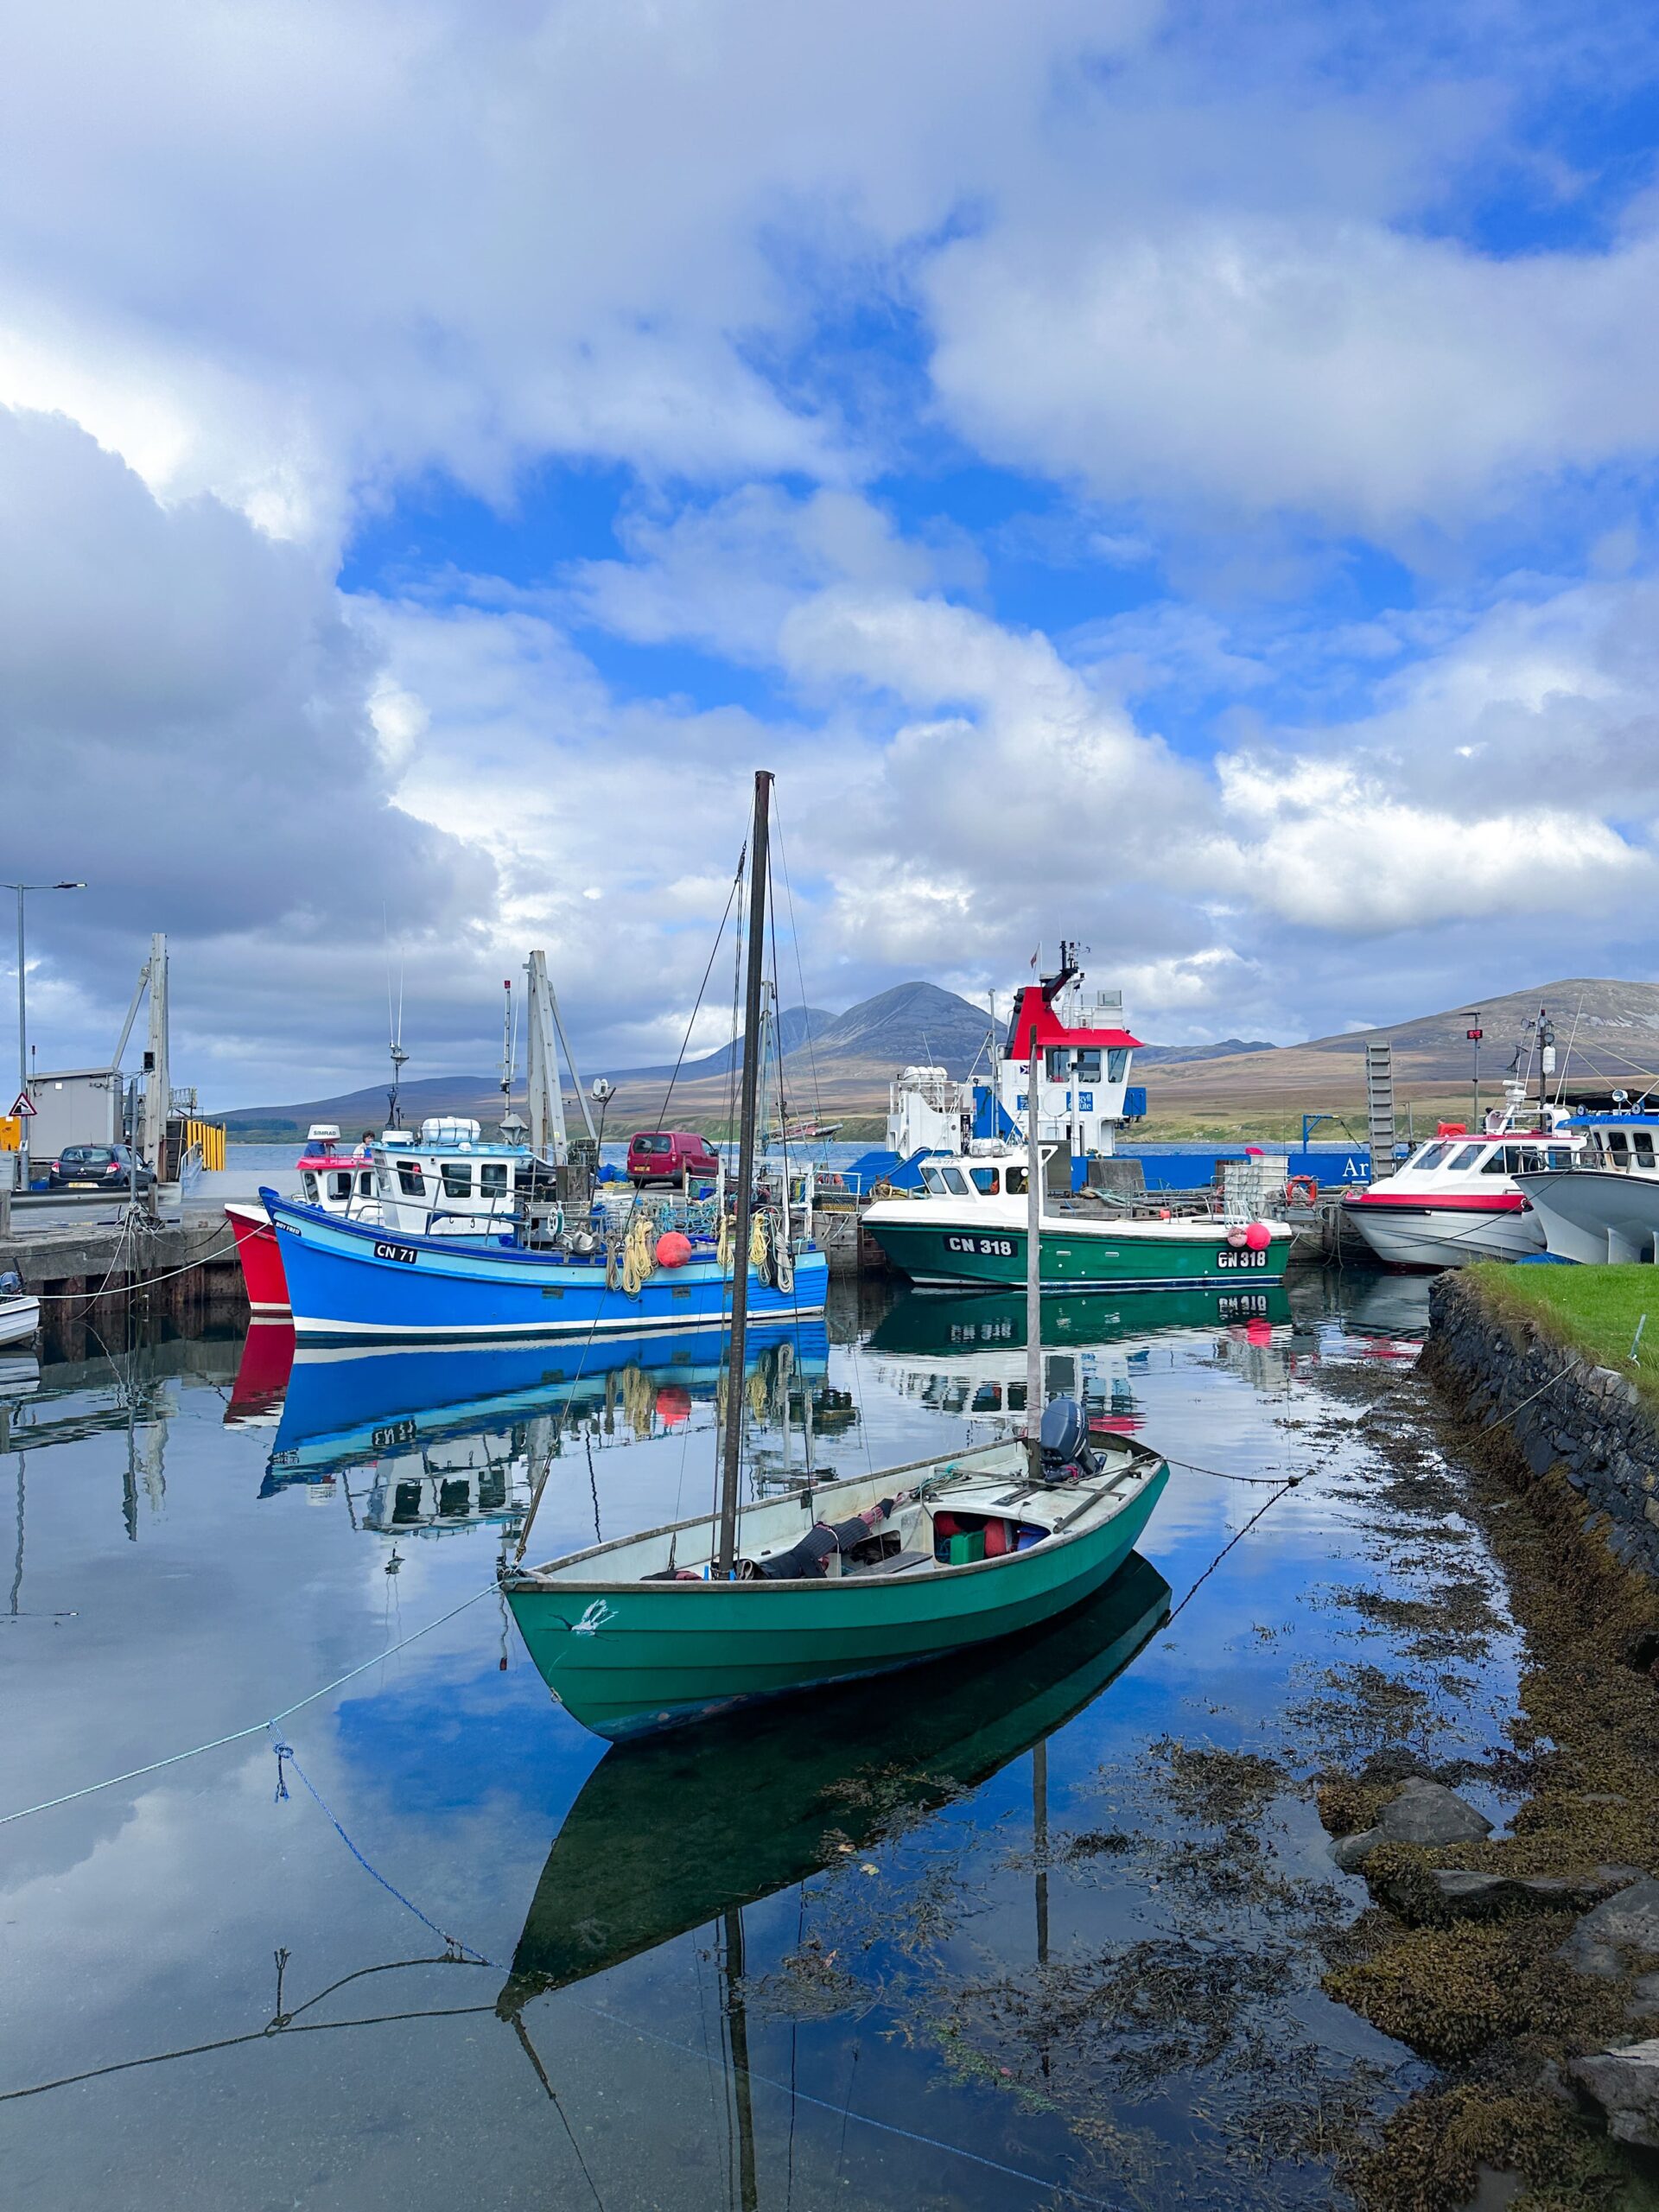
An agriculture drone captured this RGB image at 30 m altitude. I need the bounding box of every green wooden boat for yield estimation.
[502,773,1170,1741]
[504,1432,1167,1738]
[861,1149,1292,1290]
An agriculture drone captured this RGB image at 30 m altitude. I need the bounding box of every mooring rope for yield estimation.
[0,1583,497,1828]
[22,1234,237,1302]
[1165,1454,1306,1487]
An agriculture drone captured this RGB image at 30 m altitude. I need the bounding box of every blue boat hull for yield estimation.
[262,1191,830,1344]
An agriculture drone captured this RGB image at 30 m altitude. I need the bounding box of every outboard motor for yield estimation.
[1039,1395,1096,1480]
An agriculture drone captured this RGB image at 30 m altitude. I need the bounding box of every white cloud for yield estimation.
[925,213,1659,533]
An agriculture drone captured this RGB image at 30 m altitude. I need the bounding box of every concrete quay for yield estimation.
[1,1207,246,1355]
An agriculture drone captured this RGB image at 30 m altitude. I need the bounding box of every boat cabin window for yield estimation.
[1073,1048,1102,1081]
[357,1172,374,1197]
[1609,1132,1630,1164]
[1006,1166,1029,1196]
[480,1162,509,1195]
[1480,1147,1512,1174]
[441,1163,473,1198]
[969,1166,1000,1194]
[328,1171,353,1202]
[301,1171,319,1202]
[1045,1048,1069,1080]
[1446,1144,1484,1170]
[1107,1048,1129,1084]
[1411,1143,1451,1172]
[939,1166,970,1196]
[1548,1147,1573,1169]
[397,1163,426,1197]
[1637,1134,1656,1166]
[921,1166,948,1194]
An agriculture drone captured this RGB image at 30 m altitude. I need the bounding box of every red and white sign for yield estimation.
[9,1091,35,1118]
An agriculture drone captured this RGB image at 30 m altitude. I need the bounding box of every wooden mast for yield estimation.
[717,770,772,1578]
[1026,1016,1044,1482]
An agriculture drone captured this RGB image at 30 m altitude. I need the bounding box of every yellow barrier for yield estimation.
[181,1117,226,1172]
[0,1116,18,1152]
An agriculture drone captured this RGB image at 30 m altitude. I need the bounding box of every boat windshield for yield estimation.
[1446,1144,1484,1171]
[1408,1143,1451,1171]
[921,1166,948,1194]
[939,1166,971,1196]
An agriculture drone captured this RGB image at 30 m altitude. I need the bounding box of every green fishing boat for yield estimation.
[861,1149,1292,1291]
[502,771,1169,1740]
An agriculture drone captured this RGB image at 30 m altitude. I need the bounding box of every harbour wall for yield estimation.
[2,1211,247,1357]
[1426,1271,1659,1581]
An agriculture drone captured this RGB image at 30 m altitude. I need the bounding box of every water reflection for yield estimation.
[500,1552,1170,2012]
[867,1283,1294,1432]
[241,1324,840,1553]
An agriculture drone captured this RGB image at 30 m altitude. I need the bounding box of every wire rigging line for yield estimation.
[0,1582,498,1828]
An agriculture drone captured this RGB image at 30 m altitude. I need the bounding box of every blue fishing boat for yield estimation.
[262,1188,829,1344]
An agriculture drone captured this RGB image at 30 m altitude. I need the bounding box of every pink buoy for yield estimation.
[655,1230,693,1268]
[1244,1220,1273,1251]
[1226,1225,1249,1249]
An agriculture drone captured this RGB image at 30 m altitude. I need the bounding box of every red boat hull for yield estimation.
[226,1201,291,1315]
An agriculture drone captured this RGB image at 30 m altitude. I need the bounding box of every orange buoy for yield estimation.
[655,1230,693,1268]
[1244,1220,1273,1251]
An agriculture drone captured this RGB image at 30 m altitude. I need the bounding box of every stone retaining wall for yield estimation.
[1428,1272,1659,1581]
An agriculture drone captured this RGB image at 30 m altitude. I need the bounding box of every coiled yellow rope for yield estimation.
[622,1212,654,1297]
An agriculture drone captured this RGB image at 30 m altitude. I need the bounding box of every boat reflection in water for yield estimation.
[498,1551,1169,2014]
[244,1324,833,1540]
[867,1282,1292,1432]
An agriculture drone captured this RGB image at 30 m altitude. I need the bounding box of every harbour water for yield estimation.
[2,1266,1539,2209]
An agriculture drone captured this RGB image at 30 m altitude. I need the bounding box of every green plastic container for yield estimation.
[945,1530,986,1567]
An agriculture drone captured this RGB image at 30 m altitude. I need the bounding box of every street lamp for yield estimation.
[4,880,86,1191]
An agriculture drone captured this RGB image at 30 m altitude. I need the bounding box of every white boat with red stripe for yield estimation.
[1341,1114,1580,1268]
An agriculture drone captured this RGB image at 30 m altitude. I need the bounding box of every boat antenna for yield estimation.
[499,978,514,1116]
[717,769,772,1579]
[1026,1013,1044,1484]
[385,939,409,1128]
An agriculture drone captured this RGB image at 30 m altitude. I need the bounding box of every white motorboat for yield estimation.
[1513,1111,1659,1263]
[0,1283,41,1347]
[1341,1117,1580,1268]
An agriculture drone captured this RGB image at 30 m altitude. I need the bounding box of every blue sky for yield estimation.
[5,0,1659,1103]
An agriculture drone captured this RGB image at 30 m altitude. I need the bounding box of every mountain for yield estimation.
[216,982,1312,1137]
[1138,979,1659,1121]
[1134,1038,1277,1065]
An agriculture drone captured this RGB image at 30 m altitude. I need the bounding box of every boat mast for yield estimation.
[1027,1014,1043,1482]
[717,769,772,1578]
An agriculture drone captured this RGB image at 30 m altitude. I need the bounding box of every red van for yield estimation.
[626,1129,721,1185]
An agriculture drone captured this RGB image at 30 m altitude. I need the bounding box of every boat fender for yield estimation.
[1285,1174,1319,1207]
[656,1230,693,1268]
[1244,1220,1273,1251]
[1225,1224,1249,1249]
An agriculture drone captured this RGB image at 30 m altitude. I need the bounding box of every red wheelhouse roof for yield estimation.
[1001,985,1142,1058]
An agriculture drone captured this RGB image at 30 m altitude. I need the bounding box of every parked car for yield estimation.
[47,1144,156,1192]
[626,1129,721,1185]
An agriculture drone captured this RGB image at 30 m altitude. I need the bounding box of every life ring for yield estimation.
[1286,1174,1319,1207]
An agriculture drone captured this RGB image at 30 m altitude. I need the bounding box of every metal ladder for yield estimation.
[1364,1043,1395,1179]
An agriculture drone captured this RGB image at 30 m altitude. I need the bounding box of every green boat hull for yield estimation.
[507,1465,1167,1740]
[864,1218,1289,1292]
